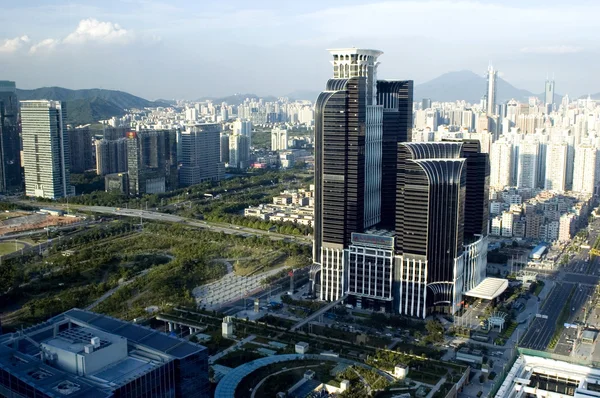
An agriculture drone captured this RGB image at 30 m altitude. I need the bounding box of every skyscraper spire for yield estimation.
[486,64,497,116]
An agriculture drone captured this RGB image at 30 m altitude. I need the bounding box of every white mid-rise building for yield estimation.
[271,127,288,151]
[501,212,515,237]
[21,100,74,199]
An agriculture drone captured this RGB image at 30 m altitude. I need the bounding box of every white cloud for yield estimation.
[29,38,58,54]
[520,46,584,54]
[0,35,30,53]
[63,18,129,44]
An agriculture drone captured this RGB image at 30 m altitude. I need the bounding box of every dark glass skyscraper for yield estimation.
[394,141,489,317]
[313,49,414,301]
[0,81,23,193]
[377,80,414,230]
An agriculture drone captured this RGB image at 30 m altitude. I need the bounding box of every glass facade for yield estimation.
[0,81,23,193]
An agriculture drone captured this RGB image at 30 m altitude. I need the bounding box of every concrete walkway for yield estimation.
[209,335,256,364]
[85,269,150,311]
[426,376,447,398]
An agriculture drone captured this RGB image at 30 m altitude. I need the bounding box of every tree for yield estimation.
[424,319,445,344]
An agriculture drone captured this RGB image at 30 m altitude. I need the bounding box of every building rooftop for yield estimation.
[0,308,207,398]
[464,277,508,300]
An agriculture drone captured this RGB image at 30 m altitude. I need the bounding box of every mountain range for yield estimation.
[287,70,567,103]
[16,87,168,126]
[17,71,589,125]
[413,70,538,103]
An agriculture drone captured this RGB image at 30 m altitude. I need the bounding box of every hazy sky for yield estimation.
[1,0,597,100]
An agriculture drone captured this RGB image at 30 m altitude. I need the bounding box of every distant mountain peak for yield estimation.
[414,70,534,103]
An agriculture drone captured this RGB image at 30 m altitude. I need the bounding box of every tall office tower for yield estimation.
[21,101,73,199]
[220,133,229,163]
[572,143,597,194]
[490,137,513,189]
[228,133,250,169]
[271,126,288,151]
[179,123,221,186]
[395,141,489,317]
[544,141,567,192]
[486,64,497,116]
[314,48,384,301]
[0,81,22,193]
[377,80,413,229]
[545,78,555,112]
[95,138,128,175]
[517,138,539,189]
[126,130,169,195]
[232,118,252,147]
[421,98,432,110]
[69,126,94,173]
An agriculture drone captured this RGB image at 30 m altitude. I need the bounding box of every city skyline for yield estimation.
[1,0,599,99]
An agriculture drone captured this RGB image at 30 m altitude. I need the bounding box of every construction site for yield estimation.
[0,210,83,237]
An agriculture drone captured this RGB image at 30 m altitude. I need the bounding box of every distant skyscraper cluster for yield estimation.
[313,48,490,318]
[413,66,600,245]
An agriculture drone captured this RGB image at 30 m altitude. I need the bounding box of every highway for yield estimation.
[17,203,312,245]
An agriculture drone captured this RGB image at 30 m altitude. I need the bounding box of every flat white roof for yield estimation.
[464,278,508,300]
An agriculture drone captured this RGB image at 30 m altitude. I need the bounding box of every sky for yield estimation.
[0,0,598,100]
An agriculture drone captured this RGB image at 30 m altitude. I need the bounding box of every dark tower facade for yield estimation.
[0,81,23,193]
[394,141,490,317]
[377,80,413,229]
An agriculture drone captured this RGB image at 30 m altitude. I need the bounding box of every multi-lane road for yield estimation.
[520,282,573,350]
[14,202,312,245]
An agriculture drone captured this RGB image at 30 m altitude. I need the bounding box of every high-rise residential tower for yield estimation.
[517,138,539,189]
[486,64,497,116]
[228,133,250,169]
[21,100,73,199]
[0,81,23,193]
[69,126,94,173]
[232,119,252,147]
[572,143,597,195]
[126,130,171,196]
[489,137,513,189]
[544,141,567,192]
[95,138,128,175]
[178,123,221,186]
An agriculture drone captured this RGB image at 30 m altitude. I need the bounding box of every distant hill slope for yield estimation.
[414,70,535,103]
[16,87,168,125]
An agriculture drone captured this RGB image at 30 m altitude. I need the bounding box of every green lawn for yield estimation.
[0,241,26,255]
